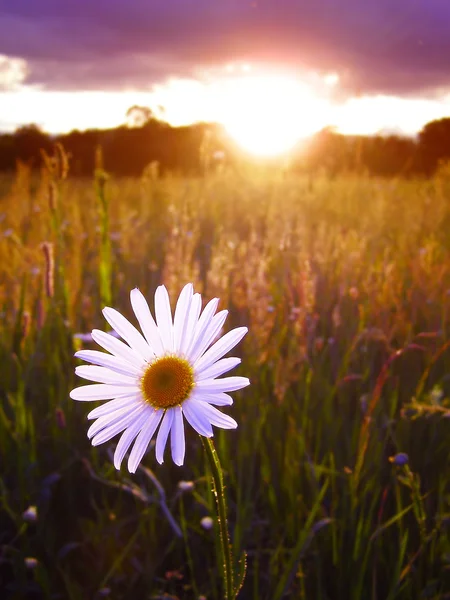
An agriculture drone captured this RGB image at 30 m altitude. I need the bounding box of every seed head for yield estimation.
[41,242,54,298]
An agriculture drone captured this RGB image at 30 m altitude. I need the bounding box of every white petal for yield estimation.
[195,377,250,393]
[196,357,241,381]
[91,405,146,446]
[70,383,139,401]
[193,392,233,406]
[87,404,142,438]
[87,394,141,419]
[182,398,213,437]
[173,284,193,353]
[113,409,151,469]
[128,409,164,473]
[170,405,185,466]
[185,297,219,357]
[155,409,174,463]
[155,285,173,352]
[91,329,146,368]
[189,310,228,364]
[75,365,137,386]
[180,293,201,355]
[130,288,165,356]
[199,402,238,429]
[102,307,154,361]
[194,328,248,373]
[75,349,142,378]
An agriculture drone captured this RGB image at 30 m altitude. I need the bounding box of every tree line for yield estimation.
[0,112,449,177]
[296,121,450,177]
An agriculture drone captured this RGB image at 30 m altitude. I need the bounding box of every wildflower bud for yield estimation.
[389,452,409,466]
[55,407,66,429]
[74,332,94,343]
[48,180,58,213]
[315,337,324,352]
[22,506,37,523]
[401,406,419,419]
[177,480,195,492]
[24,557,38,569]
[36,297,45,330]
[95,145,104,171]
[147,160,159,181]
[55,142,69,180]
[429,387,444,405]
[40,149,54,175]
[312,517,333,534]
[339,374,363,385]
[332,305,341,328]
[165,570,183,580]
[200,516,214,530]
[360,394,368,414]
[41,242,54,299]
[21,311,31,341]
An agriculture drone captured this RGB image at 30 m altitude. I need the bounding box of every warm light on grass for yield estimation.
[1,164,450,598]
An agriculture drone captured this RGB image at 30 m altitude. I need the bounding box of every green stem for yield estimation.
[95,169,112,308]
[179,497,200,598]
[202,436,235,599]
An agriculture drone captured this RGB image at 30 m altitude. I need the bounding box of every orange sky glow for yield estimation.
[2,60,450,156]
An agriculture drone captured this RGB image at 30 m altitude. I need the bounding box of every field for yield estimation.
[1,157,450,599]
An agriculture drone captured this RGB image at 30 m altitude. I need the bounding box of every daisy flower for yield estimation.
[70,284,249,472]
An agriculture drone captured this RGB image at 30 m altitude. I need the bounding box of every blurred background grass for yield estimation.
[0,153,449,599]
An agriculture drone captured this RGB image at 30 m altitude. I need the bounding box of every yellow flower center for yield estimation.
[141,355,194,409]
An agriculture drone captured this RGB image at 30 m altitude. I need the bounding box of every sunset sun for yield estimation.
[146,70,333,157]
[213,73,329,156]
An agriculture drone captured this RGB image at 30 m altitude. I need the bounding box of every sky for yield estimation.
[1,0,450,151]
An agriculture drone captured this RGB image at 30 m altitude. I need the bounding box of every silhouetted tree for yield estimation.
[14,124,52,160]
[126,105,154,128]
[0,133,15,170]
[418,117,450,175]
[0,113,447,178]
[296,128,417,177]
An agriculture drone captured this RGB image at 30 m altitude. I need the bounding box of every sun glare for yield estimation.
[215,74,328,156]
[150,70,331,156]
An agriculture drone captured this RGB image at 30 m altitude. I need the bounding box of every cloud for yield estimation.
[1,0,450,96]
[0,54,28,90]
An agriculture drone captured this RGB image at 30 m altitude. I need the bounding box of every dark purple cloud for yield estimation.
[1,0,450,95]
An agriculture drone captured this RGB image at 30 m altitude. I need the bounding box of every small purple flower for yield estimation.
[389,452,409,466]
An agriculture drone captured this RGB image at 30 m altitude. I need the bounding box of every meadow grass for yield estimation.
[0,159,449,599]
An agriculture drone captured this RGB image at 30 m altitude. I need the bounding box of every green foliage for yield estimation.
[0,163,449,599]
